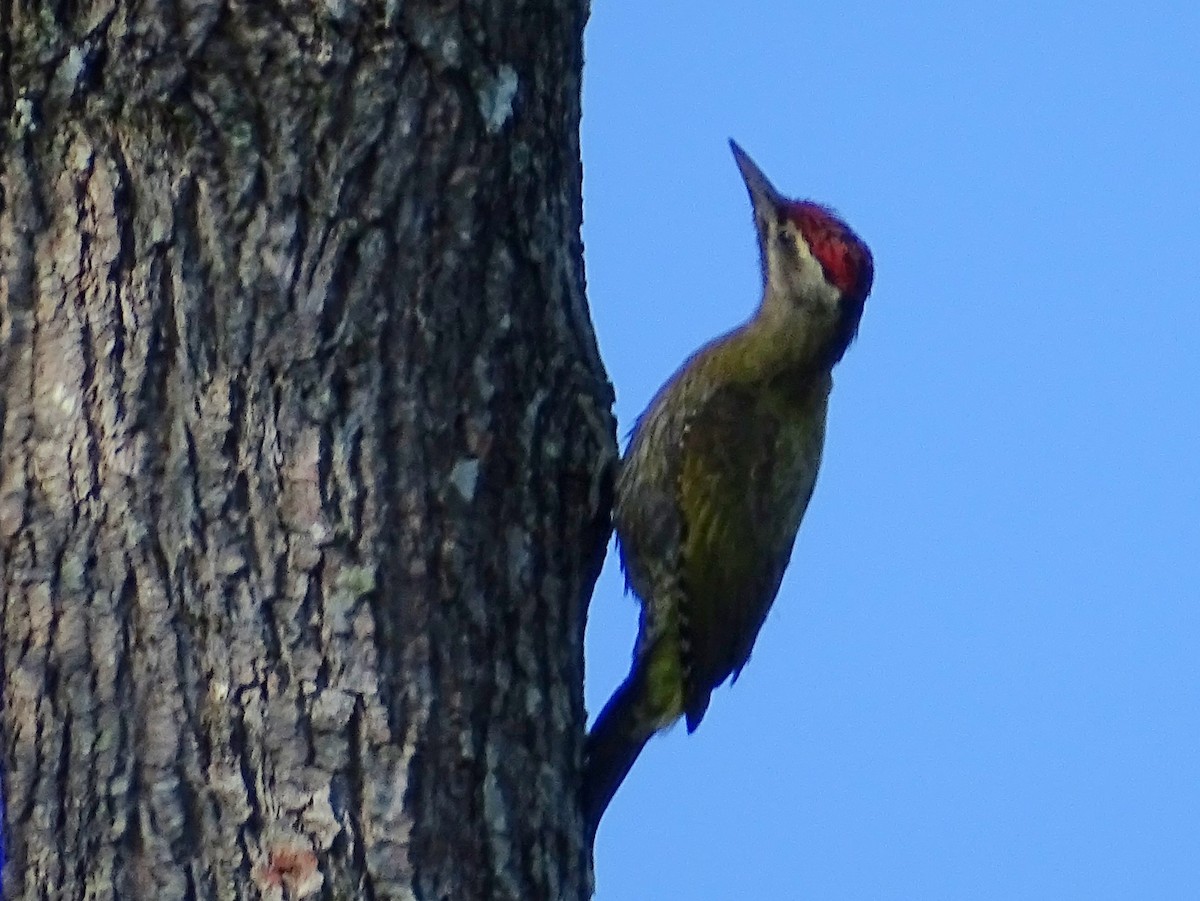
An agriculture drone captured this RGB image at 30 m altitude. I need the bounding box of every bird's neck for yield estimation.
[691,313,833,411]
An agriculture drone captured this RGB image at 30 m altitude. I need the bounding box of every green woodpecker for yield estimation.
[585,141,874,832]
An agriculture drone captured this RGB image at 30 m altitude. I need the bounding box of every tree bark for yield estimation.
[0,1,613,898]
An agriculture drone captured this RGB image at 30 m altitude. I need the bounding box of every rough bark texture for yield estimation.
[0,1,614,899]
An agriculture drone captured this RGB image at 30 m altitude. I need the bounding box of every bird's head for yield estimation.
[731,140,874,366]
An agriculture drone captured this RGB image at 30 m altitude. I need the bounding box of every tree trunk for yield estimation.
[0,2,613,898]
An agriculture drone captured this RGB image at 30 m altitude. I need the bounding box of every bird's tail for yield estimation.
[584,669,655,837]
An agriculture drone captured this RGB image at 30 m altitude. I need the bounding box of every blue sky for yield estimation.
[582,3,1199,898]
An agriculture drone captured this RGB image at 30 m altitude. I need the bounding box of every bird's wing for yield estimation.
[676,381,822,730]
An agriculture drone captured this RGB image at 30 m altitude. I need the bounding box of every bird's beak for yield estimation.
[730,140,785,220]
[731,140,784,286]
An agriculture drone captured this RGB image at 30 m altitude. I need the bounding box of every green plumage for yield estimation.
[584,141,873,836]
[621,325,830,730]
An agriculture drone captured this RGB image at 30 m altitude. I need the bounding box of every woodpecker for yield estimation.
[585,140,874,833]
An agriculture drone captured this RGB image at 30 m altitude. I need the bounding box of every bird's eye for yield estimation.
[775,228,793,250]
